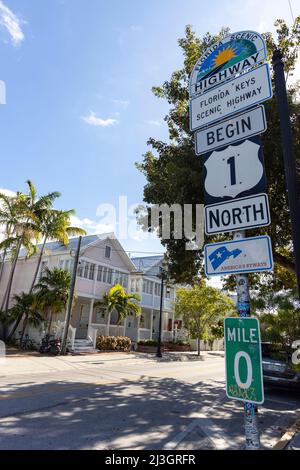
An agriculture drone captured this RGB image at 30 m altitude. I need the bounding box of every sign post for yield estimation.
[189,30,274,449]
[272,49,300,297]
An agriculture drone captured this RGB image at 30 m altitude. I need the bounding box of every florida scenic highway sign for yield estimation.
[205,193,270,235]
[190,63,272,132]
[204,235,273,276]
[224,317,264,404]
[195,106,267,155]
[203,136,266,205]
[189,31,267,98]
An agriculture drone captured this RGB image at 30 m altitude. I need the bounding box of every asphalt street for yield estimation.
[0,352,299,450]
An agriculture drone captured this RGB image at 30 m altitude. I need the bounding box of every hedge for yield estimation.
[96,335,131,352]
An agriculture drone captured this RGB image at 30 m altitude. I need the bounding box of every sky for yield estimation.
[0,0,299,260]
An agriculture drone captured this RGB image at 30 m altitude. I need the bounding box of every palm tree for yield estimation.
[96,284,141,335]
[8,293,44,349]
[29,209,86,292]
[4,181,61,342]
[34,267,71,335]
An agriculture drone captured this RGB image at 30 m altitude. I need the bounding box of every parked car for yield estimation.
[261,342,300,390]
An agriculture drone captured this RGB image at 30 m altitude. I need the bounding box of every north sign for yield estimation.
[204,235,273,276]
[224,317,264,404]
[203,136,266,205]
[195,105,267,155]
[190,63,272,131]
[189,31,267,98]
[205,193,270,235]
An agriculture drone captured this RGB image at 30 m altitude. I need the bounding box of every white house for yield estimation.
[0,233,183,351]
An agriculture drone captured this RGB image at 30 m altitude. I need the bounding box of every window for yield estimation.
[165,287,173,299]
[143,279,153,295]
[97,265,103,282]
[154,283,161,297]
[114,270,129,288]
[96,264,113,284]
[77,261,95,280]
[105,246,111,259]
[89,263,95,280]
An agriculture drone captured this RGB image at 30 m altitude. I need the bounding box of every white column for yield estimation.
[106,310,111,336]
[172,310,175,341]
[150,309,153,340]
[124,317,127,336]
[136,314,140,342]
[88,298,94,338]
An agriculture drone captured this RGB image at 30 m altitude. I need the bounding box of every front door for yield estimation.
[76,304,90,339]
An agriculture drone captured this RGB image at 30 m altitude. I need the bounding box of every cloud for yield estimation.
[144,119,163,127]
[81,111,118,128]
[111,99,129,107]
[0,1,24,45]
[70,215,114,235]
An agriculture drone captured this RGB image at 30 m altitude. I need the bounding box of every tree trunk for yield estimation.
[47,310,53,335]
[0,247,8,287]
[19,313,29,349]
[106,310,111,336]
[3,238,22,315]
[197,336,201,357]
[30,236,47,293]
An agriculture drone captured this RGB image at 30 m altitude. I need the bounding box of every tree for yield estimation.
[96,284,141,335]
[29,209,86,292]
[8,293,43,349]
[175,281,235,356]
[136,18,300,285]
[34,267,71,335]
[0,181,60,324]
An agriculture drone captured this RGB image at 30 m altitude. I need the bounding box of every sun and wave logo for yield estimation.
[197,39,257,82]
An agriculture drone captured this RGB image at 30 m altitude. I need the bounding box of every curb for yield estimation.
[273,416,300,450]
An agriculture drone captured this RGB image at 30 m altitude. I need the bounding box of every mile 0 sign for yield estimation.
[224,317,264,405]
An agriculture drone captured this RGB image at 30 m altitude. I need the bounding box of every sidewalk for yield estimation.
[0,350,224,376]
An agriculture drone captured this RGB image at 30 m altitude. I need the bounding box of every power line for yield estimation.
[288,0,295,22]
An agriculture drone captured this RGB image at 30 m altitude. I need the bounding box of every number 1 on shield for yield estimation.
[227,156,236,186]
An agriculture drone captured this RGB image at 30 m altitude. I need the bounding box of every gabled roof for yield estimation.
[16,233,136,271]
[18,233,113,258]
[131,255,164,278]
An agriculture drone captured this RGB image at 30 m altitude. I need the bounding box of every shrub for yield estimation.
[137,340,158,346]
[96,335,131,352]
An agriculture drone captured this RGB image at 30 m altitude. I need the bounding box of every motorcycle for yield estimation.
[39,334,61,355]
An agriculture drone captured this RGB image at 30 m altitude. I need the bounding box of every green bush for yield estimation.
[137,339,158,346]
[96,335,131,352]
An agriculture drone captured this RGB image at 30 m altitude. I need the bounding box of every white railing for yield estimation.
[162,330,173,342]
[139,328,151,340]
[88,325,99,348]
[109,325,125,337]
[67,325,76,351]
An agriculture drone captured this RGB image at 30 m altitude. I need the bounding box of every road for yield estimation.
[0,351,299,450]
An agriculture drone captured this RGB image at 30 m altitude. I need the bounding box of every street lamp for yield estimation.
[156,265,168,358]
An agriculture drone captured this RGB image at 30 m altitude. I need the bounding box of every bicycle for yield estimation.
[17,333,37,351]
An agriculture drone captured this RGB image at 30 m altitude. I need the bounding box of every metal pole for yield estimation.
[156,274,164,358]
[234,230,260,450]
[272,49,300,297]
[60,236,82,355]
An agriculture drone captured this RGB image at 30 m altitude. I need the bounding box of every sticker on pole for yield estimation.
[204,235,273,276]
[224,317,264,404]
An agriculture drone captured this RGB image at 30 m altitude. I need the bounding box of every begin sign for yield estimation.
[195,106,267,155]
[224,317,264,404]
